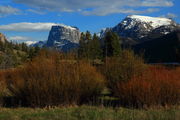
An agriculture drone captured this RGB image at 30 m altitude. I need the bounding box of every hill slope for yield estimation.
[134,31,180,63]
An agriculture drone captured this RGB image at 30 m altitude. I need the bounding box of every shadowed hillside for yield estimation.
[134,30,180,63]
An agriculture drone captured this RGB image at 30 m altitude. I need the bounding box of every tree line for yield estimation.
[78,31,121,60]
[0,40,40,69]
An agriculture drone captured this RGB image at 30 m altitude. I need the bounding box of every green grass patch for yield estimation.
[0,106,179,120]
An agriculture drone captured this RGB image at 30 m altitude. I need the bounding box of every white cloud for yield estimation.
[8,36,31,41]
[0,5,20,17]
[0,22,59,32]
[165,13,177,19]
[141,0,173,7]
[8,36,38,45]
[13,0,174,16]
[82,8,159,16]
[27,9,45,15]
[160,13,177,19]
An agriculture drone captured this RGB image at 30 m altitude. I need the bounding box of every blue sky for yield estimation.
[0,0,179,43]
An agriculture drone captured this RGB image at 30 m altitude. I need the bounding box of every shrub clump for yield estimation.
[0,71,8,106]
[4,50,105,107]
[104,50,146,94]
[116,66,180,107]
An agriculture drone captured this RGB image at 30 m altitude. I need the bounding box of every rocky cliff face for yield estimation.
[46,25,80,51]
[0,33,7,43]
[101,15,178,44]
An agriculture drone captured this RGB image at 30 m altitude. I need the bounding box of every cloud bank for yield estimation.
[8,36,38,45]
[8,36,32,41]
[0,5,20,17]
[165,13,177,19]
[27,9,46,15]
[13,0,174,16]
[0,22,59,32]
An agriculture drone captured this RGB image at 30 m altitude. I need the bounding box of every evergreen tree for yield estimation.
[85,31,92,42]
[34,46,40,54]
[103,31,121,57]
[0,41,5,51]
[78,31,93,59]
[85,31,92,59]
[88,34,102,60]
[28,47,35,60]
[21,43,28,52]
[6,41,13,51]
[14,43,20,50]
[78,32,86,58]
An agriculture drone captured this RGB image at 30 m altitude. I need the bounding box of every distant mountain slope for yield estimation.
[26,41,46,48]
[134,31,180,63]
[100,15,178,45]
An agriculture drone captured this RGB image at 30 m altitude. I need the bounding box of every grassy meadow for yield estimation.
[0,106,179,120]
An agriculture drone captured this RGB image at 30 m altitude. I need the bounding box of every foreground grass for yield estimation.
[0,106,179,120]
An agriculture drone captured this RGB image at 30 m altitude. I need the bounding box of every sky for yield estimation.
[0,0,179,43]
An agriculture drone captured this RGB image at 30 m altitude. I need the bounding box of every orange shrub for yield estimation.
[4,50,105,107]
[115,66,180,107]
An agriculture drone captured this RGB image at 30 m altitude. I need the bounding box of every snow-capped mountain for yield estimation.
[25,41,38,46]
[123,15,173,29]
[33,41,46,48]
[46,25,80,51]
[25,41,46,48]
[102,15,178,44]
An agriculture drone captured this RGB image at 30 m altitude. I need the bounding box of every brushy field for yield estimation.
[0,106,179,120]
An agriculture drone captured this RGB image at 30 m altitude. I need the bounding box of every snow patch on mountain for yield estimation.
[25,41,37,46]
[56,24,77,31]
[126,15,172,29]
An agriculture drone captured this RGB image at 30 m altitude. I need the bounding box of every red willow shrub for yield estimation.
[4,50,105,107]
[115,66,180,107]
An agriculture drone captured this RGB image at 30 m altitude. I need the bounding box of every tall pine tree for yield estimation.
[104,31,121,57]
[88,33,102,60]
[78,32,86,58]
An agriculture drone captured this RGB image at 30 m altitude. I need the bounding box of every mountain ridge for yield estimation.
[100,15,179,44]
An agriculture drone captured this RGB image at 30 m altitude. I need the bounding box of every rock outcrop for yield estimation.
[46,25,80,51]
[0,33,7,43]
